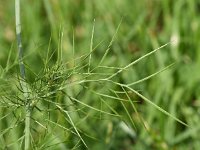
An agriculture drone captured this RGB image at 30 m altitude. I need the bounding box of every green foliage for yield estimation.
[1,0,200,149]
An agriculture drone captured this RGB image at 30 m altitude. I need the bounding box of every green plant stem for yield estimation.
[15,0,31,149]
[25,108,31,150]
[15,0,25,78]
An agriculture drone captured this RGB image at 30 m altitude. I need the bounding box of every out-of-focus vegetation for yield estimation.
[1,0,200,149]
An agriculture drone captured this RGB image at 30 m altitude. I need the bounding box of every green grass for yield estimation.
[1,0,200,149]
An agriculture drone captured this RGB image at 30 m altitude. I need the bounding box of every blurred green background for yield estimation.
[1,0,200,149]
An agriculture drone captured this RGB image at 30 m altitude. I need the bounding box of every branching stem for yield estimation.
[15,0,31,149]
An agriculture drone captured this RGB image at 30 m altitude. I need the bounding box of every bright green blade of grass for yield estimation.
[88,19,95,73]
[128,63,175,86]
[56,104,88,148]
[123,84,188,127]
[111,89,137,129]
[107,42,172,80]
[67,95,120,117]
[98,19,122,66]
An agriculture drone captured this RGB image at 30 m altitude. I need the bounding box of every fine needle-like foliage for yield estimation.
[0,1,189,149]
